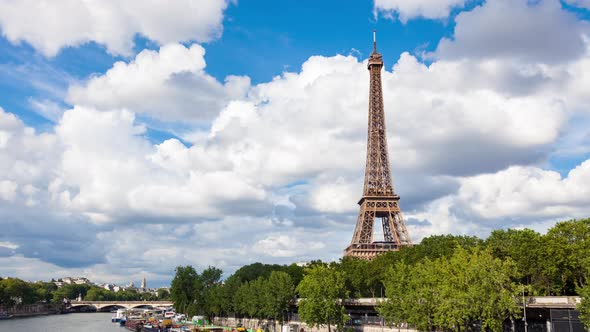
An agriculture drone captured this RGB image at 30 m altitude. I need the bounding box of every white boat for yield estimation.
[174,313,187,322]
[164,310,176,319]
[111,309,126,323]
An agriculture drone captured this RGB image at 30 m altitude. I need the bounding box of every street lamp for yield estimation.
[522,286,528,332]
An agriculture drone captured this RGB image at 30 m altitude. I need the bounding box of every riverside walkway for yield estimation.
[71,296,580,312]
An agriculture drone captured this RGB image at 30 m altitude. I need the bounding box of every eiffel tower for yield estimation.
[344,32,412,259]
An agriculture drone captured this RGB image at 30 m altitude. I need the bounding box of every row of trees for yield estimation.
[169,218,590,332]
[233,270,295,325]
[0,278,57,306]
[340,218,590,298]
[297,265,348,332]
[169,263,348,332]
[378,247,520,332]
[169,265,223,317]
[0,277,169,307]
[169,264,297,328]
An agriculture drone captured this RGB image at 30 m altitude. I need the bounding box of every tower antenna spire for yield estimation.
[373,29,377,52]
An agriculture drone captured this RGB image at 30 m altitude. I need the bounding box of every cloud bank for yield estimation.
[0,0,589,285]
[0,0,229,56]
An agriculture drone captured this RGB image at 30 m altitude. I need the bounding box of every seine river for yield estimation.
[0,312,121,332]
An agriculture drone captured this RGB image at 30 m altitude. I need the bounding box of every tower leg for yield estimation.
[381,216,394,242]
[391,212,411,245]
[359,209,375,244]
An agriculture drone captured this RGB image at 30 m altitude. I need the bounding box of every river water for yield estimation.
[0,312,121,332]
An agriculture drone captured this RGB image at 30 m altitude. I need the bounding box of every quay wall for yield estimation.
[213,317,417,332]
[0,303,64,318]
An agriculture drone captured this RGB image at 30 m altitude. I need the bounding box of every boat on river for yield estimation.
[112,308,126,322]
[164,309,176,319]
[0,311,13,320]
[125,318,146,331]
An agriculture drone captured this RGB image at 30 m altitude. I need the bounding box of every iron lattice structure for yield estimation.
[344,35,412,260]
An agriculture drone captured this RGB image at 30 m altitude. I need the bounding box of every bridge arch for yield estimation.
[128,304,155,309]
[96,304,128,312]
[69,304,97,312]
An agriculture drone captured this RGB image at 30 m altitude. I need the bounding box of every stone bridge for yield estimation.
[70,300,173,312]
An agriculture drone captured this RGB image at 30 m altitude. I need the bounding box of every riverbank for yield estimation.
[0,303,65,318]
[214,317,417,332]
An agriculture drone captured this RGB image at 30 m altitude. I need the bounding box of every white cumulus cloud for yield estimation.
[0,180,17,202]
[68,43,250,122]
[2,0,590,284]
[51,106,267,220]
[374,0,468,22]
[565,0,590,9]
[435,0,589,64]
[457,161,590,220]
[0,0,229,56]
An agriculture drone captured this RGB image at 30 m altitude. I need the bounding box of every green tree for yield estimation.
[31,282,57,302]
[235,280,262,318]
[220,275,241,314]
[283,263,304,288]
[0,278,36,305]
[333,257,369,298]
[416,234,483,262]
[169,265,224,319]
[264,271,295,329]
[366,234,484,300]
[231,263,281,283]
[234,280,250,317]
[436,247,520,332]
[577,283,590,329]
[0,280,5,304]
[157,288,170,300]
[201,266,223,288]
[250,277,267,318]
[222,263,302,317]
[377,261,413,329]
[205,284,224,319]
[297,265,349,332]
[115,288,141,301]
[543,219,590,295]
[199,266,223,320]
[85,287,107,301]
[379,247,520,332]
[52,284,92,302]
[401,259,442,331]
[366,251,402,298]
[170,266,202,315]
[486,228,545,293]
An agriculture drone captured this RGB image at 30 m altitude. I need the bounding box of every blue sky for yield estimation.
[0,0,458,129]
[0,0,590,287]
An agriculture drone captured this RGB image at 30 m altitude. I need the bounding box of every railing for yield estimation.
[345,243,399,251]
[295,297,581,309]
[71,300,173,304]
[345,298,386,306]
[527,296,580,308]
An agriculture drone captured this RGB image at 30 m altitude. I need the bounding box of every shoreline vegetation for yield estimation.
[3,218,590,331]
[168,218,590,332]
